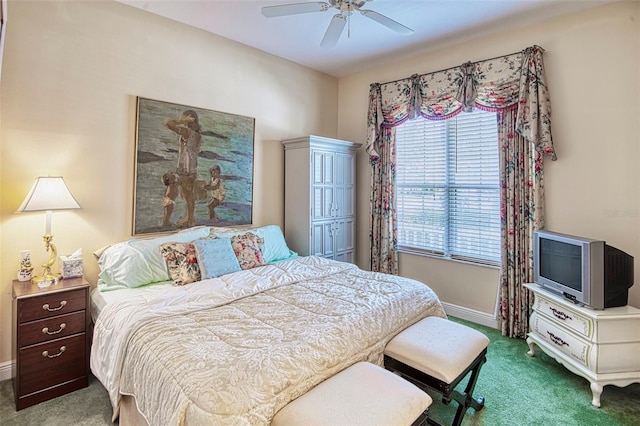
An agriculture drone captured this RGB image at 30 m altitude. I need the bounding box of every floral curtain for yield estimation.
[366,45,556,337]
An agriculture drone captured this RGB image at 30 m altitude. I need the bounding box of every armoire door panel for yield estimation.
[334,219,355,254]
[311,222,337,258]
[313,187,334,220]
[311,223,325,256]
[323,152,335,185]
[335,154,346,186]
[335,251,354,263]
[342,186,354,217]
[313,151,324,185]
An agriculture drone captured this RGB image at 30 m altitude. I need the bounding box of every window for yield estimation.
[395,110,501,265]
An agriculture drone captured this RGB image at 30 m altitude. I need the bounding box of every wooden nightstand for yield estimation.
[12,277,90,410]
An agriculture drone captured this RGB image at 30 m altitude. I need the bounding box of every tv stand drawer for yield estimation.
[530,312,593,370]
[532,292,593,340]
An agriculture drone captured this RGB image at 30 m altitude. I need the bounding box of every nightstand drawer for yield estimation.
[19,333,87,396]
[18,287,86,322]
[19,311,86,347]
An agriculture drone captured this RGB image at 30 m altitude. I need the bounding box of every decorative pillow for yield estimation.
[159,242,201,286]
[230,232,265,270]
[97,226,210,291]
[193,238,241,279]
[210,225,296,263]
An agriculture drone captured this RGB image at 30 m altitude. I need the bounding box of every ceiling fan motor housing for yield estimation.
[262,0,412,48]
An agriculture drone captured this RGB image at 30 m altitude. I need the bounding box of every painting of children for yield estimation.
[134,97,254,235]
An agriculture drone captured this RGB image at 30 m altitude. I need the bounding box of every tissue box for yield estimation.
[62,257,83,279]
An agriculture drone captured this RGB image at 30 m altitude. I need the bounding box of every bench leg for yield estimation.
[384,349,487,426]
[411,409,430,426]
[449,352,487,426]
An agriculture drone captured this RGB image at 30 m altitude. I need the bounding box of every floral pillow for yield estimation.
[230,232,265,270]
[159,242,201,285]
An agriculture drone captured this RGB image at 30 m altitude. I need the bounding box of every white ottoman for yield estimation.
[384,317,489,426]
[271,362,432,426]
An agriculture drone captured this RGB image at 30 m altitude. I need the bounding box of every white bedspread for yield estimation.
[91,256,446,425]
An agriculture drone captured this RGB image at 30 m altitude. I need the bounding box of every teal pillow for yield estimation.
[253,225,296,263]
[193,238,241,278]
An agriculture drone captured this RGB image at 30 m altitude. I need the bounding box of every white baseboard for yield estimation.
[441,302,499,329]
[0,360,14,382]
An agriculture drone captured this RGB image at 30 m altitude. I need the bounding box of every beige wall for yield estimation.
[0,1,338,366]
[338,1,640,317]
[1,0,638,368]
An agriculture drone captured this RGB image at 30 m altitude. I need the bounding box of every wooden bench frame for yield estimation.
[384,347,487,426]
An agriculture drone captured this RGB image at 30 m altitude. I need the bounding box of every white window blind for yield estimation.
[396,110,501,265]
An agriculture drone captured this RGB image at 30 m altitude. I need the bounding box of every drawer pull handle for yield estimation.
[42,301,67,312]
[547,331,569,347]
[42,323,66,335]
[42,346,66,358]
[550,307,572,321]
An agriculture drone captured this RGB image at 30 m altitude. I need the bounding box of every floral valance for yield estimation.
[366,45,557,163]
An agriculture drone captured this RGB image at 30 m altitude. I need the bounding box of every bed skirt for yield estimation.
[121,395,149,426]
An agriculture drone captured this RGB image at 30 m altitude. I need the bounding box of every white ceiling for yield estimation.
[118,0,614,77]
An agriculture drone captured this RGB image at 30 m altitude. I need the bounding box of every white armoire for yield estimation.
[282,136,362,263]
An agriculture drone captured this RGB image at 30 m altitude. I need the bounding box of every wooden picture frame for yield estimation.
[133,97,255,235]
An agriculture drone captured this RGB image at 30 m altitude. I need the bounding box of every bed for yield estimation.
[90,225,446,425]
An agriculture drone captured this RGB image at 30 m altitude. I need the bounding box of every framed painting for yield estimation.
[133,97,255,235]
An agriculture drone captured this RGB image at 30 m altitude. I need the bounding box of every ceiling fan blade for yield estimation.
[262,2,331,18]
[320,14,347,48]
[359,9,414,35]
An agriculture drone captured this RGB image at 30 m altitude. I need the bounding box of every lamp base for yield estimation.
[32,273,61,288]
[35,234,60,288]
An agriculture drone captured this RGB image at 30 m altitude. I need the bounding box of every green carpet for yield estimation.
[428,317,640,426]
[1,317,638,425]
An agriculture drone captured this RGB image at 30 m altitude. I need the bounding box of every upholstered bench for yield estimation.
[271,361,432,426]
[384,317,490,426]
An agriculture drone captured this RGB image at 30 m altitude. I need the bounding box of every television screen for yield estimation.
[539,238,582,292]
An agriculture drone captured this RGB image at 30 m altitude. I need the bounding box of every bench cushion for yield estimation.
[271,362,432,426]
[385,317,490,384]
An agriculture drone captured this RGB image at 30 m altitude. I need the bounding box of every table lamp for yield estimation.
[16,176,81,286]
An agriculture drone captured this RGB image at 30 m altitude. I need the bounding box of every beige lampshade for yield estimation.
[16,176,81,212]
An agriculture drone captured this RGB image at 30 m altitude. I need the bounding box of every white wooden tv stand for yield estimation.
[524,283,640,407]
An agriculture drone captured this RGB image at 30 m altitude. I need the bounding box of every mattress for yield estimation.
[90,255,446,425]
[90,282,173,322]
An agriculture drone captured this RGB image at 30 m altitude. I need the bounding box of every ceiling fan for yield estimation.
[261,0,414,48]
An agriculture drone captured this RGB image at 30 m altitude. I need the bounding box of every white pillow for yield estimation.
[97,226,210,291]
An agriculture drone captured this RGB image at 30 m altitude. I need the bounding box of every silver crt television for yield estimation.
[533,230,634,310]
